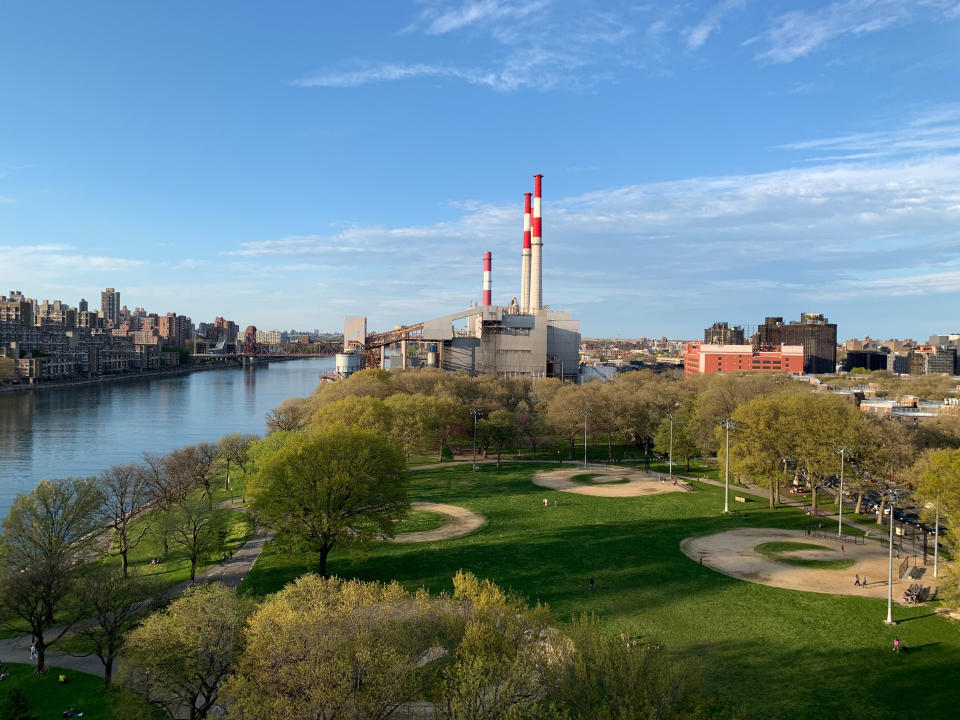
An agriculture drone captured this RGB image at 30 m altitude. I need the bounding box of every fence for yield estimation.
[803,529,865,545]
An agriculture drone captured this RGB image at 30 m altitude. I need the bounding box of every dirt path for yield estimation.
[533,467,691,498]
[681,527,917,599]
[388,502,485,543]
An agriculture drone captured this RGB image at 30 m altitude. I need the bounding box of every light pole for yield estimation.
[667,413,675,483]
[582,408,592,468]
[934,490,940,579]
[471,408,482,472]
[835,447,848,538]
[884,486,903,626]
[719,418,734,513]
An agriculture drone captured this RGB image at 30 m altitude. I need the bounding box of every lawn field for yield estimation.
[243,462,960,720]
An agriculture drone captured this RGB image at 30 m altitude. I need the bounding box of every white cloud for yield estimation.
[408,0,550,35]
[682,0,746,50]
[747,0,960,64]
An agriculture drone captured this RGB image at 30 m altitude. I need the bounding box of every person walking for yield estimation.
[893,637,900,653]
[855,574,861,587]
[862,575,867,586]
[543,498,548,508]
[29,643,37,660]
[589,576,595,590]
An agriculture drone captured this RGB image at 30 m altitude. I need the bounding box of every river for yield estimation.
[0,357,334,518]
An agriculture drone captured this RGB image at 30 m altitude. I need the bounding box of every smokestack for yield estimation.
[529,174,543,311]
[520,192,532,313]
[482,251,492,306]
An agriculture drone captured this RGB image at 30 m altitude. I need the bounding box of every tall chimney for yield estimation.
[520,192,532,313]
[529,174,543,311]
[482,251,492,306]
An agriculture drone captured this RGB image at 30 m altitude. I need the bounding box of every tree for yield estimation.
[166,443,219,499]
[311,395,394,438]
[222,574,454,720]
[265,395,314,433]
[544,384,590,459]
[478,409,519,468]
[118,583,251,720]
[385,393,440,460]
[0,687,36,720]
[143,452,193,560]
[168,496,228,584]
[99,463,151,577]
[0,477,105,673]
[729,395,794,508]
[914,448,960,606]
[856,414,916,523]
[249,427,408,577]
[217,433,258,490]
[70,567,160,685]
[690,373,784,454]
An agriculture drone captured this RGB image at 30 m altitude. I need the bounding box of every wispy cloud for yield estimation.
[406,0,550,35]
[682,0,746,50]
[293,63,471,89]
[747,0,959,64]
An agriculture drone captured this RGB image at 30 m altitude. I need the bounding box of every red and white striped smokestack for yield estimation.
[529,174,543,312]
[482,251,492,306]
[520,192,532,313]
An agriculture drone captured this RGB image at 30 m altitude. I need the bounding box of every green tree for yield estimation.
[385,393,440,460]
[99,463,151,577]
[729,394,794,508]
[249,427,408,577]
[168,496,228,584]
[855,415,917,520]
[0,687,36,720]
[311,395,394,438]
[70,567,159,685]
[914,448,960,606]
[118,583,251,720]
[0,477,104,673]
[478,409,519,468]
[217,433,258,490]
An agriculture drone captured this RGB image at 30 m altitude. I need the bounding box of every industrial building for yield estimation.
[683,342,804,376]
[336,174,581,382]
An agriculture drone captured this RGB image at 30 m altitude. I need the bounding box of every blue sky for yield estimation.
[1,1,959,340]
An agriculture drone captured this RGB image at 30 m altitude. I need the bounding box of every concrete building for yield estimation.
[756,314,837,374]
[100,288,120,327]
[683,342,804,376]
[704,321,745,345]
[842,349,890,372]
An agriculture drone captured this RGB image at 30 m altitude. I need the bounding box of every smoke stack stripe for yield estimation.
[483,251,492,307]
[521,192,532,313]
[530,174,543,311]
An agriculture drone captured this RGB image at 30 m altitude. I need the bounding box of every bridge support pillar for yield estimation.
[400,340,407,370]
[380,346,385,369]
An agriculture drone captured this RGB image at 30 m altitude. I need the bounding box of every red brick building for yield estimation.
[684,343,804,376]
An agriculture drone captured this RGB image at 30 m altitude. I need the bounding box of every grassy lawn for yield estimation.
[100,507,254,588]
[0,663,158,719]
[394,509,449,533]
[241,461,960,720]
[755,541,856,569]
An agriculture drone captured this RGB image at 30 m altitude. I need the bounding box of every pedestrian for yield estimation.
[700,555,703,565]
[841,544,845,554]
[862,575,867,586]
[893,636,900,653]
[29,643,37,660]
[543,498,548,508]
[855,574,861,587]
[895,547,900,559]
[589,576,595,590]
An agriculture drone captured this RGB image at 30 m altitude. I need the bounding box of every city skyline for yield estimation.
[2,2,960,337]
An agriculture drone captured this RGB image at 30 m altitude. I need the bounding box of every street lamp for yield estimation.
[667,413,675,483]
[471,408,483,472]
[834,446,850,538]
[719,418,735,513]
[882,485,904,626]
[934,490,940,579]
[582,408,592,468]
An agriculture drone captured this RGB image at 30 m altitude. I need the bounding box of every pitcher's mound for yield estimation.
[533,467,690,498]
[389,502,485,543]
[682,527,909,598]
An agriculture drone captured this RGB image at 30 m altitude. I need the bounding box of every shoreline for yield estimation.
[0,355,332,394]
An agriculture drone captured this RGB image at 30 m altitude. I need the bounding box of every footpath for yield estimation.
[0,501,274,677]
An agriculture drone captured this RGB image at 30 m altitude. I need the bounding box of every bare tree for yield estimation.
[143,452,193,560]
[99,463,151,577]
[166,443,219,499]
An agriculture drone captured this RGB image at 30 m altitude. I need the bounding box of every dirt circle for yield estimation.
[681,528,915,599]
[533,467,691,498]
[388,502,485,543]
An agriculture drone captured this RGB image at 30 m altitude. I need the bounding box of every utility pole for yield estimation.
[582,408,592,469]
[668,413,675,483]
[471,408,482,472]
[720,418,734,513]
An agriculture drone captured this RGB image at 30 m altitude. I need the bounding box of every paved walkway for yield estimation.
[0,503,273,677]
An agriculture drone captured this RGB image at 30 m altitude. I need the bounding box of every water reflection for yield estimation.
[0,357,333,517]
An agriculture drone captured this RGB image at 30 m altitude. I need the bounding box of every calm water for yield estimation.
[0,357,334,518]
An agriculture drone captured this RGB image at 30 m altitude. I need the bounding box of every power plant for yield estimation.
[336,174,581,382]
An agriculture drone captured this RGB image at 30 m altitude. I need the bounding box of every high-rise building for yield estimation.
[704,321,745,345]
[756,314,836,374]
[100,288,120,326]
[78,298,88,312]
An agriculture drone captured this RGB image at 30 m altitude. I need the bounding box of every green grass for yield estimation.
[394,509,449,533]
[0,663,158,719]
[754,541,856,570]
[101,507,254,588]
[241,462,960,720]
[570,473,603,482]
